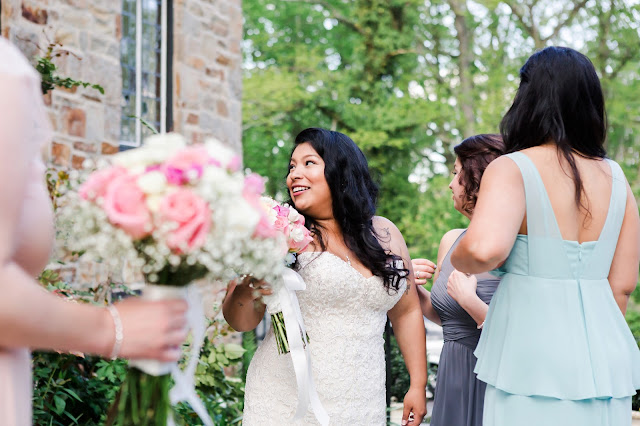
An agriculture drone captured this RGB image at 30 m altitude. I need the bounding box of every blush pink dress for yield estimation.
[0,37,55,425]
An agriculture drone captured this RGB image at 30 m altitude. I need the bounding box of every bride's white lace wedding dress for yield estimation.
[243,251,406,425]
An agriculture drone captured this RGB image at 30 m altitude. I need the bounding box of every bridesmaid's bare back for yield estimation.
[518,145,615,243]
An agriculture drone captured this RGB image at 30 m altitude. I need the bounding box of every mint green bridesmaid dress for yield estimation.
[474,152,640,426]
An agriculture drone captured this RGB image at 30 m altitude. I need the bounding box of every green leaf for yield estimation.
[62,388,82,402]
[53,395,66,415]
[224,343,246,360]
[216,353,229,365]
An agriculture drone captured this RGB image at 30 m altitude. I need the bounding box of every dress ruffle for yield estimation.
[474,272,640,400]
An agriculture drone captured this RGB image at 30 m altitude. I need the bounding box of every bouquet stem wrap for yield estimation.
[109,284,213,426]
[267,269,329,425]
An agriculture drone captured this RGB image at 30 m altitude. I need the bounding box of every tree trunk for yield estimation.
[449,0,475,138]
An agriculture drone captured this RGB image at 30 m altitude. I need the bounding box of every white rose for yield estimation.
[146,194,164,213]
[112,147,153,169]
[204,137,238,168]
[287,208,300,223]
[220,199,260,237]
[201,167,244,196]
[137,171,167,195]
[290,226,305,242]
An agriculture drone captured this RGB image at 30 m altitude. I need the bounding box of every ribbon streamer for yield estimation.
[278,268,330,425]
[130,284,214,426]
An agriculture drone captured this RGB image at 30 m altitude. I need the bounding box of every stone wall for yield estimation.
[173,0,243,147]
[1,0,243,163]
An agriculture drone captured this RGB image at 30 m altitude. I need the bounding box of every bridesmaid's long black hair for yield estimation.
[500,46,607,210]
[289,128,408,294]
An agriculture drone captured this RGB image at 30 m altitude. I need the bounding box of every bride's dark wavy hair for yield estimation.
[288,128,408,294]
[500,46,607,211]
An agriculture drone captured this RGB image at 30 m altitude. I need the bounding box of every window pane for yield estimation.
[120,0,164,147]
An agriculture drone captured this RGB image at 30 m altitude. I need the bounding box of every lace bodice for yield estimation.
[243,251,406,425]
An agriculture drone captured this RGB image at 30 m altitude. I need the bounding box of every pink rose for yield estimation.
[253,214,279,239]
[102,173,152,239]
[288,224,313,252]
[274,204,290,218]
[296,214,306,226]
[159,189,211,253]
[243,173,265,199]
[163,145,211,185]
[227,155,241,172]
[273,216,290,236]
[79,167,128,201]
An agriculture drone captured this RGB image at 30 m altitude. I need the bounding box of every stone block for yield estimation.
[86,104,105,141]
[216,100,228,117]
[62,107,87,137]
[71,154,86,169]
[73,141,97,153]
[205,67,224,81]
[83,54,120,102]
[21,2,47,25]
[186,113,199,125]
[104,104,121,142]
[51,142,71,167]
[101,142,119,155]
[89,35,118,57]
[187,55,206,70]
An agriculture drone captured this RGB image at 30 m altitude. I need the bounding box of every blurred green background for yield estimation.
[240,0,640,309]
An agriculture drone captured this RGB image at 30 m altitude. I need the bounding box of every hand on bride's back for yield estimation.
[112,298,189,362]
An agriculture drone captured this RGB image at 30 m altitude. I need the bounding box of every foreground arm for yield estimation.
[0,78,187,362]
[0,270,187,361]
[608,183,640,315]
[376,217,427,425]
[452,157,524,273]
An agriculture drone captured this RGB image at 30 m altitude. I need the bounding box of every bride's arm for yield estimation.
[222,277,270,332]
[374,217,427,424]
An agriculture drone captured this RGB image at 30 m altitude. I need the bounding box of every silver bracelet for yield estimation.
[477,321,485,330]
[106,305,123,360]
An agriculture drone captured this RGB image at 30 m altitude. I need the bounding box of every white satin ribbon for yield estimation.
[277,268,329,425]
[129,284,213,426]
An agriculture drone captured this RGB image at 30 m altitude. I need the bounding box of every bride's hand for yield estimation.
[401,385,427,425]
[236,275,272,300]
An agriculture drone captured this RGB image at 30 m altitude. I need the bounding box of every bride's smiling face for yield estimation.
[287,142,333,220]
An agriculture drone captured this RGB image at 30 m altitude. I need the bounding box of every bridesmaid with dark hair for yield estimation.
[412,134,505,426]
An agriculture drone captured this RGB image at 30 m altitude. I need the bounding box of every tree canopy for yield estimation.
[241,0,640,294]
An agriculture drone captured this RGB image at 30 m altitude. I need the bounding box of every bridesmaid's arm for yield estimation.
[446,270,488,328]
[374,217,427,424]
[416,287,441,325]
[608,182,640,315]
[452,157,525,273]
[413,229,465,325]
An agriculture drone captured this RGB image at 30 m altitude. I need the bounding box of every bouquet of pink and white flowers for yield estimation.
[258,197,313,354]
[59,133,285,425]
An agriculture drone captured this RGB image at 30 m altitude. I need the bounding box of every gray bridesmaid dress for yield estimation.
[429,230,500,426]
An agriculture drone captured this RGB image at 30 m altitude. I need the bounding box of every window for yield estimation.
[120,0,172,148]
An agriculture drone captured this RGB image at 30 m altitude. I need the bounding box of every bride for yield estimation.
[223,128,427,425]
